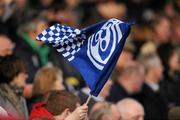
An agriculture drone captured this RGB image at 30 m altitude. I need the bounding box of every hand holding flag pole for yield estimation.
[36,18,132,101]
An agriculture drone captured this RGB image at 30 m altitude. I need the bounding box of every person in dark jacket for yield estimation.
[138,53,168,120]
[106,62,145,103]
[0,55,28,120]
[15,17,81,97]
[157,43,180,108]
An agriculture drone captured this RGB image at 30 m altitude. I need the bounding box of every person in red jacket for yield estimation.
[30,90,88,120]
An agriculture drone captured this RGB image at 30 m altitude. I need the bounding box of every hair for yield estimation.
[116,62,144,78]
[90,102,112,120]
[47,0,67,12]
[138,53,161,72]
[32,67,63,96]
[18,17,47,33]
[0,55,25,84]
[45,90,80,116]
[117,98,144,117]
[151,13,169,28]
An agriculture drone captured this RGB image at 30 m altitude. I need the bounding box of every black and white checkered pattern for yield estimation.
[37,23,86,61]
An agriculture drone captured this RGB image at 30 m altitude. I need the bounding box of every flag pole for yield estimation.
[85,94,92,105]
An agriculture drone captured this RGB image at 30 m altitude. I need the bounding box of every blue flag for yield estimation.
[37,18,132,96]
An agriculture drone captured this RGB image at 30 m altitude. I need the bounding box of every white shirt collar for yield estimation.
[145,80,159,92]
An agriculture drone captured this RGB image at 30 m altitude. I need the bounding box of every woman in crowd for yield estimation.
[27,66,65,112]
[0,55,28,120]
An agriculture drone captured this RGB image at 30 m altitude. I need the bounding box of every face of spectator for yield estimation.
[155,18,171,43]
[99,79,112,99]
[40,0,53,8]
[127,72,144,94]
[0,36,13,57]
[11,72,28,88]
[98,1,127,19]
[15,0,27,10]
[150,58,163,82]
[117,99,144,120]
[169,52,179,72]
[52,74,65,91]
[121,108,144,120]
[36,21,48,36]
[0,0,5,17]
[33,21,48,45]
[66,0,80,8]
[173,24,180,43]
[116,50,133,69]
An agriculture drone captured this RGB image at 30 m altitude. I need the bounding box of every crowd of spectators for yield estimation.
[0,0,180,120]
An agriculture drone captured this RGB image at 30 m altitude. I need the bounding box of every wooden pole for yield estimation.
[85,94,92,105]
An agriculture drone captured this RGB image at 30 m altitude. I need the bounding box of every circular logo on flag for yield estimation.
[87,19,123,70]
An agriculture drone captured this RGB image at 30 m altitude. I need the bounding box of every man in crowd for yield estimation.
[90,102,120,120]
[138,53,168,119]
[106,62,145,103]
[0,34,14,58]
[117,98,145,120]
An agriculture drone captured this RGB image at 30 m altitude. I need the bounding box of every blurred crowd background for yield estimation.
[0,0,180,120]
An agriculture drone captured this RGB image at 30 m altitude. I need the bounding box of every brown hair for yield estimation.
[0,55,25,83]
[32,67,63,96]
[45,90,80,116]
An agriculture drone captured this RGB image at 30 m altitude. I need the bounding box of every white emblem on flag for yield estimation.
[87,19,123,70]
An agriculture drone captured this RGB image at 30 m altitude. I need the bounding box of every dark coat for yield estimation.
[159,72,180,108]
[106,82,129,103]
[137,83,168,120]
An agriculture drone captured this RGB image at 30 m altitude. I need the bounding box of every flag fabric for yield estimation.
[36,18,132,97]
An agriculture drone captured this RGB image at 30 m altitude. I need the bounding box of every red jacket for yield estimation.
[29,102,54,120]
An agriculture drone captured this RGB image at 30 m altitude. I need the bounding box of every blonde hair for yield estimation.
[32,67,63,96]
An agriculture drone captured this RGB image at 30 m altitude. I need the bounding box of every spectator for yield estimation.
[117,98,145,120]
[152,15,171,45]
[0,0,17,38]
[90,102,120,120]
[45,0,79,27]
[106,62,145,103]
[16,17,81,85]
[112,43,135,83]
[15,17,49,83]
[30,90,88,120]
[171,16,180,46]
[0,55,28,120]
[80,0,127,27]
[157,43,180,108]
[116,42,135,69]
[138,53,168,119]
[27,66,64,112]
[0,34,14,58]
